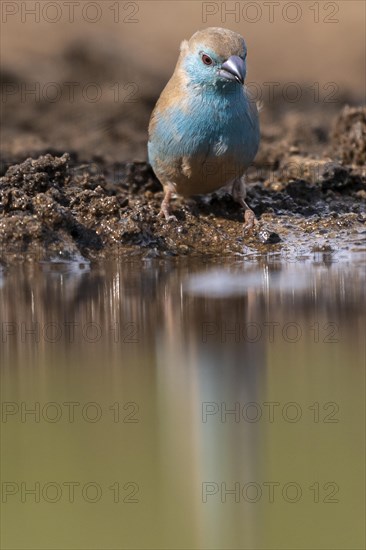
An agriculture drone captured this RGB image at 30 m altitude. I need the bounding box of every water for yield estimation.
[1,256,365,549]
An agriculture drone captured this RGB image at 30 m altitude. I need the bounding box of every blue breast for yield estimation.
[148,86,259,167]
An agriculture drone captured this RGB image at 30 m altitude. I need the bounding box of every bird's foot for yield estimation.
[158,188,177,221]
[158,208,177,222]
[243,209,258,233]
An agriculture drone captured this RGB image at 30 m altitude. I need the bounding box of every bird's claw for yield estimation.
[158,209,177,222]
[243,209,258,234]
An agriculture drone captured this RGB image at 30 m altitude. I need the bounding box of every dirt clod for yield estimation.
[331,105,366,166]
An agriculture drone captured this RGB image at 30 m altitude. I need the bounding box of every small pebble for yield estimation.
[258,229,282,244]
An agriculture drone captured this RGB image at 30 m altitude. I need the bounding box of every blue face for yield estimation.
[182,44,247,88]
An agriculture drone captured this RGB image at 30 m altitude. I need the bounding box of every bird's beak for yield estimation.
[219,55,246,84]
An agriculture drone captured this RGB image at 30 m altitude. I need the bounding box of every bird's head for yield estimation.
[178,27,247,90]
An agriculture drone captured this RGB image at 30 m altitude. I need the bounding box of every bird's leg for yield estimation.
[232,177,258,233]
[158,184,177,221]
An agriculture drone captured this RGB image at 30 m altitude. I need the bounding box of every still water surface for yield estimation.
[1,255,365,549]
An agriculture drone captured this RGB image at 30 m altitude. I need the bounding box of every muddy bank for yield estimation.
[0,107,365,264]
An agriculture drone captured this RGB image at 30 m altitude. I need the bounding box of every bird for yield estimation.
[148,27,260,231]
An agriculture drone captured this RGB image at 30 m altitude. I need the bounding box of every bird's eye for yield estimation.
[201,54,213,66]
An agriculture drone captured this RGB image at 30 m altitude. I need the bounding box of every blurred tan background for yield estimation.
[1,0,365,162]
